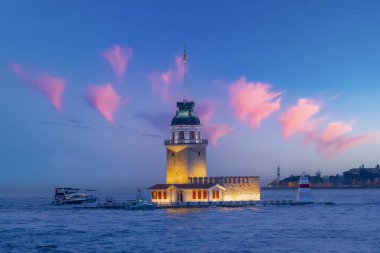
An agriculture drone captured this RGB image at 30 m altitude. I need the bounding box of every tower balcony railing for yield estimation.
[164,139,208,145]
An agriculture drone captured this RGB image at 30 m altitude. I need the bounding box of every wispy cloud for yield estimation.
[12,63,66,111]
[102,44,133,79]
[229,77,281,128]
[135,112,172,133]
[279,99,380,157]
[316,122,380,157]
[37,119,91,130]
[197,101,233,147]
[148,55,185,103]
[85,83,123,124]
[278,98,321,138]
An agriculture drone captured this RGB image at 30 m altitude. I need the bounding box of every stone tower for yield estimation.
[165,100,208,184]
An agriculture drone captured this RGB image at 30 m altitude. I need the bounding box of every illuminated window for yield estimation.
[198,190,201,199]
[163,191,167,199]
[189,131,195,140]
[212,190,215,199]
[152,191,157,199]
[203,190,207,199]
[158,191,162,199]
[216,190,220,199]
[179,131,185,140]
[192,190,196,199]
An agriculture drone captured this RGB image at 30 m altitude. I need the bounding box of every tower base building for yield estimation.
[149,99,260,205]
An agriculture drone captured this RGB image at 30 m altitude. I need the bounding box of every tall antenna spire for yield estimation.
[183,44,187,101]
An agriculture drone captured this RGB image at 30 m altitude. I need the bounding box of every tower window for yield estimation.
[172,152,174,157]
[198,131,201,139]
[198,151,201,156]
[189,131,195,140]
[172,132,175,140]
[179,131,185,140]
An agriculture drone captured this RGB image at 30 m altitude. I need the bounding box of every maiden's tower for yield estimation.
[149,48,260,205]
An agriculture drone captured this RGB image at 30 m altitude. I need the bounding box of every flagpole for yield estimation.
[183,45,187,101]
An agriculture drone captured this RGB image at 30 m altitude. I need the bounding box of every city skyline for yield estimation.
[1,1,380,187]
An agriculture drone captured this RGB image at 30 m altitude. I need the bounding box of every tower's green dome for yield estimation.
[171,101,201,126]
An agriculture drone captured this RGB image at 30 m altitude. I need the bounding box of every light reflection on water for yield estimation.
[1,188,380,252]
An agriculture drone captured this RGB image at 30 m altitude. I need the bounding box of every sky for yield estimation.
[1,0,380,188]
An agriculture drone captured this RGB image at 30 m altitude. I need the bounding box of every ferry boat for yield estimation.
[52,187,97,205]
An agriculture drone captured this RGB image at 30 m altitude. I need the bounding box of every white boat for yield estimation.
[52,187,97,205]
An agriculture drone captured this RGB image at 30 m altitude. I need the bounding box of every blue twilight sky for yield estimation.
[1,0,380,188]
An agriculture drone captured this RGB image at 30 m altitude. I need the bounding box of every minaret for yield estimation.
[276,165,280,186]
[164,47,208,184]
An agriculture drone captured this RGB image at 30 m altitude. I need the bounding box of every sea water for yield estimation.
[1,188,380,253]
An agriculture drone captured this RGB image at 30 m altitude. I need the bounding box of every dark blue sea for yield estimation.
[1,188,380,253]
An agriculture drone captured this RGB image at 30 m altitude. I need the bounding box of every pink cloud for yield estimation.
[102,44,133,79]
[316,122,380,157]
[229,77,281,128]
[149,55,186,103]
[86,83,123,124]
[279,99,380,157]
[197,101,233,147]
[278,98,320,138]
[11,63,66,111]
[203,124,234,147]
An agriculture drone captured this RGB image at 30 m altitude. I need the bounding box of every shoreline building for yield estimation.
[148,48,260,205]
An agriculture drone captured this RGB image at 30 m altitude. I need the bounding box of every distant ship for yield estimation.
[52,187,97,205]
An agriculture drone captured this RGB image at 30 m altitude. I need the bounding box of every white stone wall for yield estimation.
[188,176,261,201]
